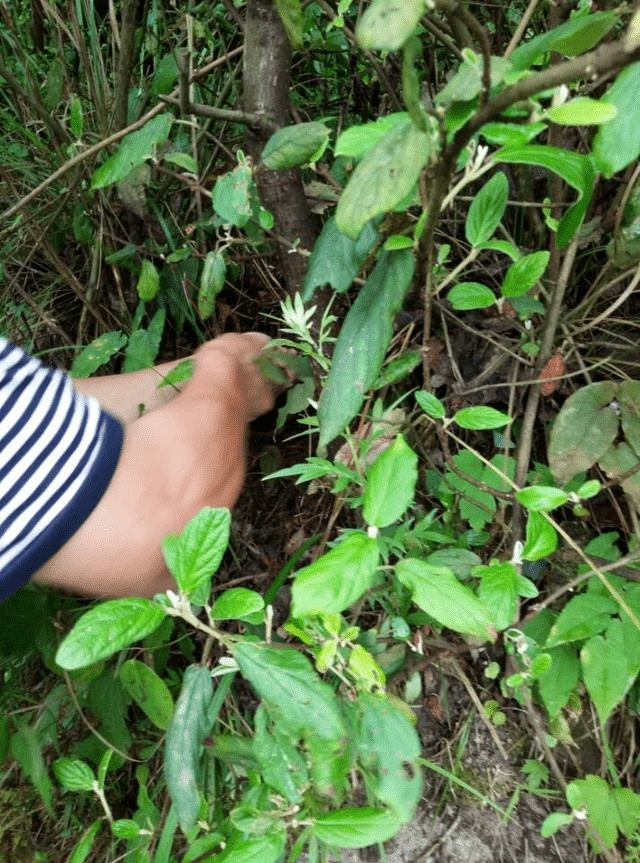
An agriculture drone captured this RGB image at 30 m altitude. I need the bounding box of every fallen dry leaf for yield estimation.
[540,352,564,396]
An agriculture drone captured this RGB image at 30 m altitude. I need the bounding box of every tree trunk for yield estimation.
[243,0,317,296]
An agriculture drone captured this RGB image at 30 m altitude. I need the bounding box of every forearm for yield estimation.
[72,358,189,423]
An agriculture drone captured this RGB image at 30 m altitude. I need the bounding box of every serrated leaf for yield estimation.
[567,775,640,847]
[465,172,509,246]
[111,819,141,839]
[453,406,511,429]
[501,251,550,298]
[318,249,414,448]
[336,121,430,239]
[546,593,617,647]
[313,808,401,848]
[496,145,594,249]
[355,0,425,52]
[53,757,95,792]
[335,113,409,159]
[165,665,212,834]
[548,381,619,484]
[291,533,380,616]
[119,660,174,730]
[541,811,574,838]
[522,511,558,560]
[92,114,173,189]
[516,486,568,512]
[363,435,417,527]
[233,642,346,740]
[448,282,496,310]
[396,559,496,641]
[162,507,231,606]
[415,390,446,419]
[211,588,264,622]
[262,122,330,169]
[70,330,127,377]
[56,599,166,670]
[547,97,617,126]
[302,217,378,300]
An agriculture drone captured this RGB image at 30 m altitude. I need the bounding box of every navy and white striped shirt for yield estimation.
[0,338,123,600]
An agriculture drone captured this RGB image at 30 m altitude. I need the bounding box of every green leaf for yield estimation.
[53,757,95,792]
[124,308,166,372]
[363,435,417,527]
[198,250,226,319]
[481,121,546,147]
[335,113,409,159]
[318,249,414,448]
[516,486,569,512]
[465,172,509,246]
[212,157,253,227]
[336,121,430,239]
[165,665,213,834]
[477,562,519,631]
[374,350,422,387]
[135,259,160,301]
[435,55,511,105]
[448,282,496,310]
[233,642,347,740]
[205,832,286,863]
[163,151,198,173]
[275,0,304,48]
[396,558,497,641]
[522,511,558,560]
[150,53,179,97]
[501,251,550,298]
[56,599,166,670]
[10,723,54,817]
[302,217,379,300]
[67,819,102,863]
[598,442,640,513]
[211,588,264,623]
[253,704,308,804]
[547,97,617,126]
[415,390,446,419]
[354,691,422,822]
[548,381,619,484]
[291,533,380,616]
[355,0,425,52]
[111,819,141,839]
[91,114,173,189]
[509,11,619,70]
[70,97,83,139]
[546,594,617,647]
[162,507,231,606]
[157,358,194,389]
[313,808,401,848]
[567,775,640,847]
[443,450,496,530]
[618,379,640,458]
[425,548,481,580]
[538,645,580,717]
[70,330,127,377]
[581,619,634,725]
[540,812,574,838]
[119,659,174,730]
[262,122,330,169]
[453,406,511,429]
[496,145,594,248]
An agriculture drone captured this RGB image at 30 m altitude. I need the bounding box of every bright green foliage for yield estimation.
[335,112,408,159]
[275,0,304,48]
[546,96,617,126]
[212,155,254,227]
[355,0,425,52]
[363,435,417,527]
[522,511,558,560]
[162,506,230,605]
[500,251,550,298]
[70,331,128,377]
[566,775,640,847]
[546,594,618,648]
[124,307,166,372]
[198,250,226,319]
[55,599,166,670]
[53,757,95,791]
[516,486,569,512]
[211,588,264,624]
[509,10,619,69]
[302,217,378,299]
[593,62,640,176]
[453,406,511,430]
[313,807,401,847]
[135,259,160,301]
[448,282,496,311]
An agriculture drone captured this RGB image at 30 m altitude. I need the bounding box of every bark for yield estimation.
[243,0,317,296]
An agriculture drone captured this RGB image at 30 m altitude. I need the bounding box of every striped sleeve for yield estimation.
[0,338,124,600]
